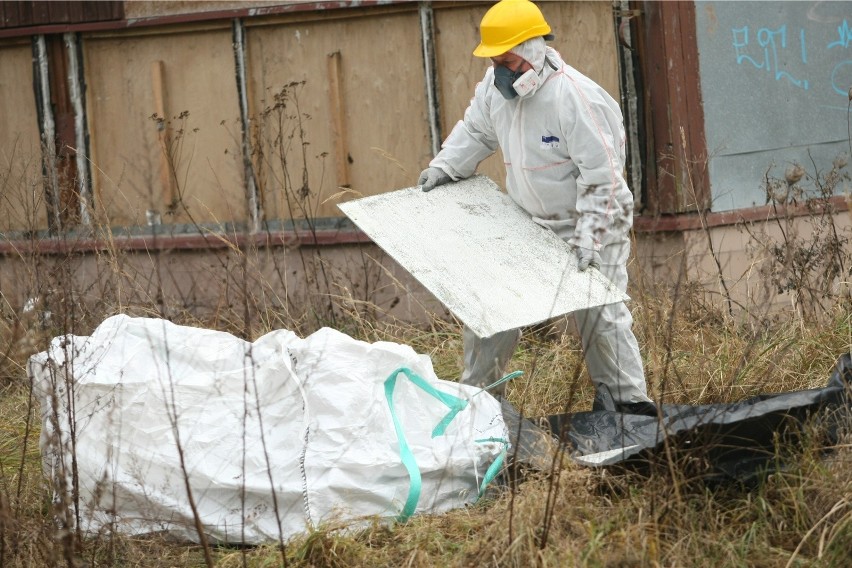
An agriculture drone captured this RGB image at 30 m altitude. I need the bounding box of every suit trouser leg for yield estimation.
[460,325,521,396]
[573,245,650,405]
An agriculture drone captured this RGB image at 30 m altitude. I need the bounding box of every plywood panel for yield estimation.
[83,29,245,227]
[433,2,620,190]
[339,176,627,338]
[245,9,432,220]
[0,42,47,233]
[546,1,620,96]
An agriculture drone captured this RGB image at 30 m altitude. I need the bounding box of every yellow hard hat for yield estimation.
[473,0,553,58]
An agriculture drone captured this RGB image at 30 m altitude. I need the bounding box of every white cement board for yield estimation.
[338,176,628,338]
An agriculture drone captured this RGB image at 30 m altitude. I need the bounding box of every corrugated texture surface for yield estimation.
[338,176,628,338]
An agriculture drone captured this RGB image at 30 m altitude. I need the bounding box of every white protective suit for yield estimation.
[430,41,650,405]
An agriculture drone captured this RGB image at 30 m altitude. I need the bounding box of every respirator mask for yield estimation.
[494,64,540,100]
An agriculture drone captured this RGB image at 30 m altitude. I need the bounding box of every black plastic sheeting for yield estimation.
[503,354,852,483]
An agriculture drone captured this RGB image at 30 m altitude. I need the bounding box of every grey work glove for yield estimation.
[572,234,602,271]
[418,167,452,192]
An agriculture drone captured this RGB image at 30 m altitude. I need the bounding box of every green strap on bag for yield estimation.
[383,367,519,522]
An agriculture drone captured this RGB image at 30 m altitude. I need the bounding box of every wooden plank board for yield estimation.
[83,30,244,227]
[48,1,71,24]
[151,60,177,210]
[246,9,429,220]
[338,176,628,338]
[326,50,350,188]
[31,1,50,25]
[0,43,47,232]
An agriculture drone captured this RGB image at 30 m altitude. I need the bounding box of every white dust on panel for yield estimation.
[338,176,627,338]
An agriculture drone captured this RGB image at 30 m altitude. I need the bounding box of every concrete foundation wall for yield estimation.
[5,208,850,331]
[634,209,852,321]
[0,241,450,334]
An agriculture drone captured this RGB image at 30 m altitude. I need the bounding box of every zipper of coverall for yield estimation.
[517,59,558,216]
[517,102,547,214]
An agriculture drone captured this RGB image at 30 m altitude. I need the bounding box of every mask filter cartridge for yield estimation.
[512,69,540,98]
[494,65,540,100]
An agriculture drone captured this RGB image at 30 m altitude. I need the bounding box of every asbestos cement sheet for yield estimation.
[337,176,628,338]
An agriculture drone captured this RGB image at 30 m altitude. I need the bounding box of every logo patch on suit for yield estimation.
[540,135,560,149]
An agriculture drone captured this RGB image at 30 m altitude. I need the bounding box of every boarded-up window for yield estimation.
[0,39,47,233]
[2,2,625,234]
[245,8,433,222]
[82,27,246,227]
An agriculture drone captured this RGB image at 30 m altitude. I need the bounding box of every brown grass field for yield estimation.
[1,249,850,568]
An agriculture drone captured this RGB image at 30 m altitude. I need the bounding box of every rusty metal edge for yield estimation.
[633,195,851,233]
[0,228,373,256]
[4,194,848,256]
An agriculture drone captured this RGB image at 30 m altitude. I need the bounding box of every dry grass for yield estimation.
[1,259,851,567]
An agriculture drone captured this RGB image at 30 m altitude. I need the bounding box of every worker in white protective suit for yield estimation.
[417,0,656,415]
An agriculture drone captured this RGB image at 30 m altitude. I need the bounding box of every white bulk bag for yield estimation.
[29,314,507,544]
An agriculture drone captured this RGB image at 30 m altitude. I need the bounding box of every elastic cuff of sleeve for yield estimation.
[431,162,461,182]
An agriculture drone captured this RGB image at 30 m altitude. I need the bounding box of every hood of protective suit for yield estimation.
[504,36,549,99]
[508,36,547,74]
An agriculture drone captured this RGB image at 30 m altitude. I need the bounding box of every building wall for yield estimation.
[0,1,631,324]
[6,210,847,334]
[0,240,449,332]
[0,1,621,238]
[11,2,845,329]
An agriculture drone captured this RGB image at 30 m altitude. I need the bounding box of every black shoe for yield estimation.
[614,401,658,416]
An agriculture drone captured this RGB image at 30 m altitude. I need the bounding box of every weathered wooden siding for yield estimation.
[0,39,46,232]
[0,1,123,29]
[83,26,246,227]
[245,7,432,220]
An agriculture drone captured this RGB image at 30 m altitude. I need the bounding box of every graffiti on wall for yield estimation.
[695,1,852,210]
[731,19,852,99]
